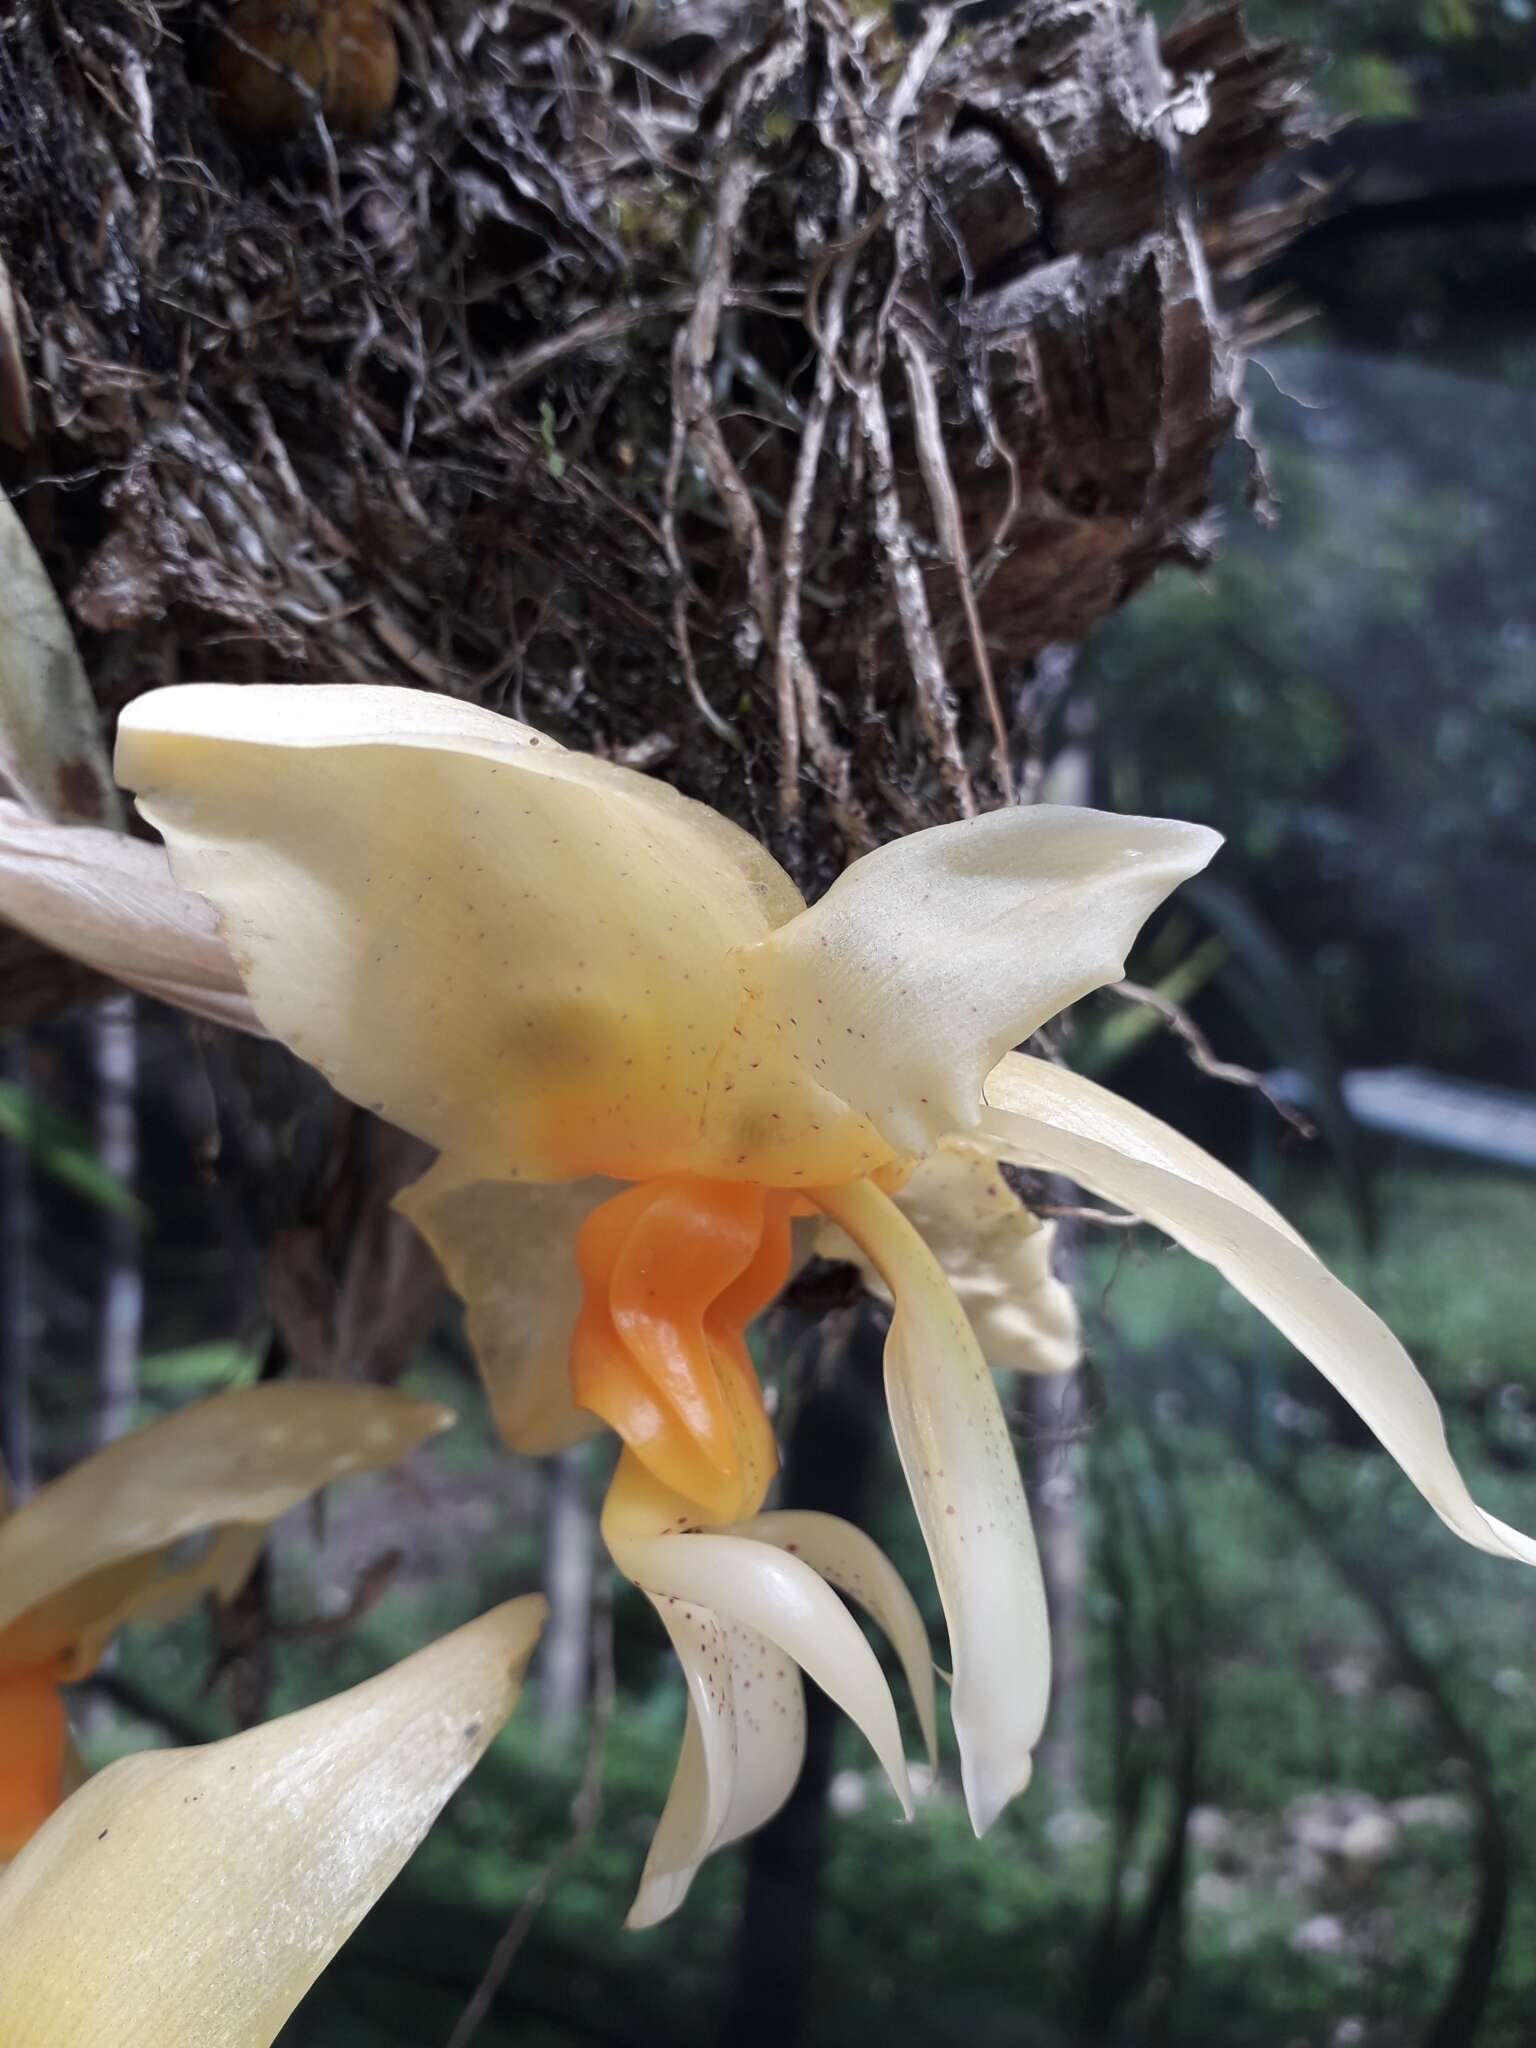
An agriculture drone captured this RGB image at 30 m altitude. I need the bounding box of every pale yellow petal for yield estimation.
[698,1619,806,1853]
[982,1053,1536,1568]
[0,1597,545,2047]
[638,1598,737,1889]
[735,1507,938,1766]
[627,1610,806,1930]
[622,1531,910,1817]
[0,1552,175,1675]
[0,799,261,1031]
[604,1454,912,1823]
[818,1140,1082,1374]
[91,1523,272,1665]
[742,806,1220,1156]
[626,1698,714,1930]
[985,1052,1313,1250]
[813,1178,1049,1835]
[117,684,886,1185]
[396,1158,611,1454]
[611,1467,812,1928]
[0,1384,452,1661]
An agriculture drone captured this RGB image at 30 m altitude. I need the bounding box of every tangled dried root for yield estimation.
[0,0,1312,885]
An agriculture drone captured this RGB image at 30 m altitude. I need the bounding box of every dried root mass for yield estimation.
[0,0,1312,884]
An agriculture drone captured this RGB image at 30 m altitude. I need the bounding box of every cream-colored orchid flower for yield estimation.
[0,1381,451,1859]
[0,1595,545,2045]
[115,683,1536,1919]
[816,1138,1081,1375]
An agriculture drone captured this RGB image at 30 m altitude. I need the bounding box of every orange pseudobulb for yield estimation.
[571,1176,794,1524]
[0,1662,68,1859]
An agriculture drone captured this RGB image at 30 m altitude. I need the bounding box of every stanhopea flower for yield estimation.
[0,1382,450,1859]
[0,1595,545,2046]
[115,683,1536,1921]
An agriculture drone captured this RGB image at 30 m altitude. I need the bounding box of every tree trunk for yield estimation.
[1019,1369,1089,1808]
[91,993,142,1450]
[538,1447,597,1728]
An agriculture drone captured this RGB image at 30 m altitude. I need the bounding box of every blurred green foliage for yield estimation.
[1081,345,1536,1090]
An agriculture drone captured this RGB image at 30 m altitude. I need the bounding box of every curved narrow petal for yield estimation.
[628,1612,807,1931]
[0,1553,176,1676]
[0,1597,545,2046]
[116,683,830,1184]
[641,1592,738,1885]
[604,1455,911,1822]
[705,1622,806,1851]
[734,1508,938,1768]
[982,1053,1536,1568]
[0,799,261,1031]
[0,1384,452,1655]
[818,1140,1082,1375]
[985,1052,1313,1249]
[812,1178,1049,1835]
[626,1534,910,1820]
[626,1699,713,1931]
[742,805,1220,1157]
[395,1158,612,1454]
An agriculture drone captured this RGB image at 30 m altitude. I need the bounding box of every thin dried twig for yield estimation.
[1111,979,1318,1138]
[444,1576,616,2048]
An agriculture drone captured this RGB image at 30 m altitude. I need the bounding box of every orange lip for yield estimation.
[0,1660,69,1860]
[570,1176,797,1524]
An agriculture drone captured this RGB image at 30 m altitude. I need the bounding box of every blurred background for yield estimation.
[3,1,1535,2044]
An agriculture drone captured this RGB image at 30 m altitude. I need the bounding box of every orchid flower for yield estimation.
[0,1381,451,1859]
[115,684,1536,1923]
[0,1594,545,2045]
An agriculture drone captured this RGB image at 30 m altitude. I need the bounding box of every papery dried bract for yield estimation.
[0,500,118,826]
[0,799,260,1031]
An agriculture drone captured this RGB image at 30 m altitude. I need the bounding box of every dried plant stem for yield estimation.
[775,108,867,841]
[896,323,1014,800]
[851,338,975,816]
[1111,979,1317,1137]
